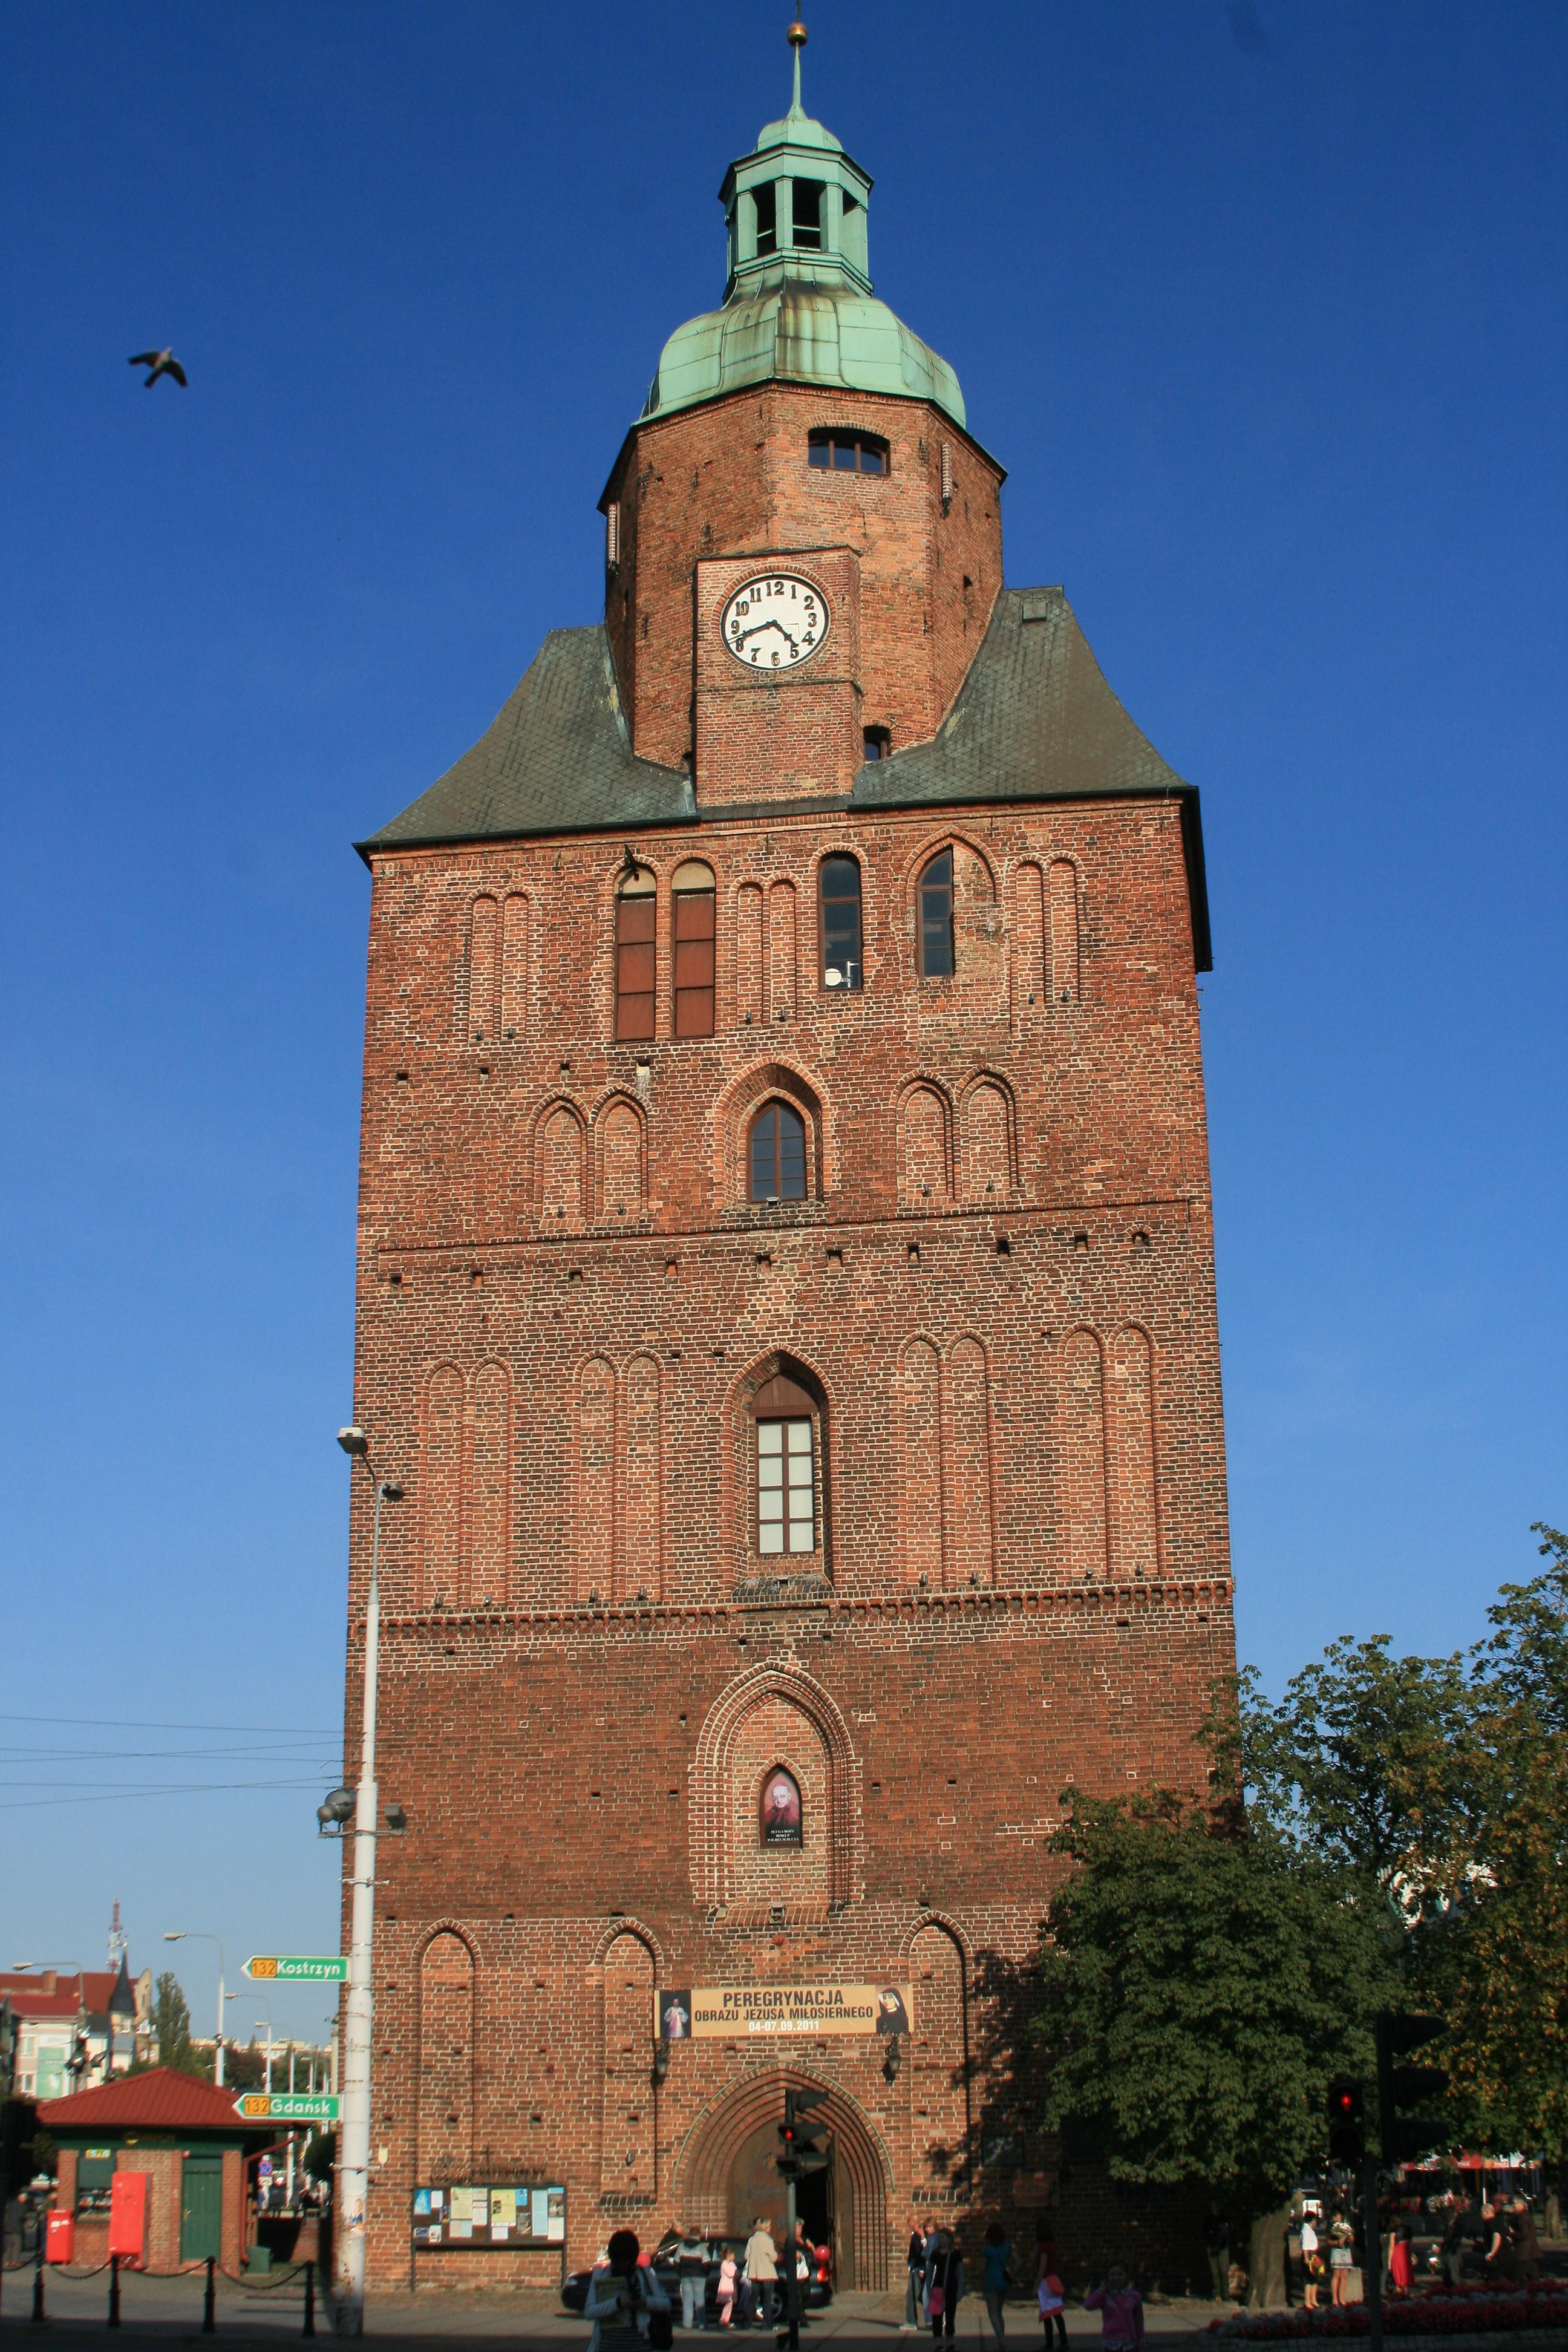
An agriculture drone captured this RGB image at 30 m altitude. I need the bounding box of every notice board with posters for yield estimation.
[411,2184,564,2249]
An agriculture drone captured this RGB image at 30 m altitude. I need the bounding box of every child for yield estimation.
[717,2253,738,2327]
[1036,2267,1067,2351]
[1083,2263,1143,2351]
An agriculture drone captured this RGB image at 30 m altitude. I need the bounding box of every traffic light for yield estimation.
[1376,2010,1449,2165]
[1325,2076,1364,2167]
[777,2086,831,2181]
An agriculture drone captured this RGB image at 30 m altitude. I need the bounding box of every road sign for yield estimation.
[233,2093,340,2124]
[244,1956,347,1982]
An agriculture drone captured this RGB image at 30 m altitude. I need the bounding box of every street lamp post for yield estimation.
[163,1932,227,2085]
[332,1426,402,2336]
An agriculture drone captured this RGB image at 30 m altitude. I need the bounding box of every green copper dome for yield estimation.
[639,36,966,431]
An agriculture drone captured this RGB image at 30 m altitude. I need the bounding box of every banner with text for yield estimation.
[656,1984,913,2039]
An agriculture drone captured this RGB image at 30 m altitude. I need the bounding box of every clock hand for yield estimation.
[736,618,802,652]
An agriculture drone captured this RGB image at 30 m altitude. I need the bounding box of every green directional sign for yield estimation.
[234,2092,340,2124]
[244,1955,347,1982]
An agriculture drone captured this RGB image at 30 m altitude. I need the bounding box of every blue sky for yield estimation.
[2,0,1563,2031]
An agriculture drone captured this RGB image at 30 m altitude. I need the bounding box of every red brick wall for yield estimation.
[603,385,1003,774]
[347,381,1231,2295]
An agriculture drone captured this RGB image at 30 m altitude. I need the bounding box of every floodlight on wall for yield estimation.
[318,1785,356,1834]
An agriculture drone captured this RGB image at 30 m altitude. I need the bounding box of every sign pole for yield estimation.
[785,2175,799,2351]
[333,1474,390,2334]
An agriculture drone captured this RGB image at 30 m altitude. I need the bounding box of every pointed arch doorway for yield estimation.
[676,2069,891,2292]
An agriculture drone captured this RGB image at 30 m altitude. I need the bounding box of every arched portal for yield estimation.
[675,2069,892,2293]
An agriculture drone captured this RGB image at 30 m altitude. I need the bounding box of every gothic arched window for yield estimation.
[749,1102,807,1201]
[614,868,656,1040]
[753,1372,818,1557]
[918,850,955,978]
[672,860,716,1038]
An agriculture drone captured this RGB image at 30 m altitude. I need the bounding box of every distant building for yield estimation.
[0,1959,151,2099]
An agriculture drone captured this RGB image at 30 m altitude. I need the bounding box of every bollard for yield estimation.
[31,2242,46,2324]
[302,2260,316,2337]
[203,2254,217,2333]
[108,2252,121,2328]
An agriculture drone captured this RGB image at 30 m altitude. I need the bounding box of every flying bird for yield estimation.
[128,348,188,388]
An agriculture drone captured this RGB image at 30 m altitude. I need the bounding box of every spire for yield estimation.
[636,17,968,430]
[786,16,808,123]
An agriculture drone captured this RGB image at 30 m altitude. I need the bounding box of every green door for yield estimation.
[180,2154,223,2261]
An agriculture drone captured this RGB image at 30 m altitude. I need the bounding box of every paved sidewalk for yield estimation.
[0,2273,1235,2348]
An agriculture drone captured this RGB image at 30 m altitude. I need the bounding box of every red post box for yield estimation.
[108,2171,148,2265]
[45,2209,75,2264]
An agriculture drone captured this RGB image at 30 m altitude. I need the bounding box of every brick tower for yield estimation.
[344,22,1233,2297]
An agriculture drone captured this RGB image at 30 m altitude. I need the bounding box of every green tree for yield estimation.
[136,1971,202,2078]
[1030,1790,1393,2213]
[1429,1527,1568,2159]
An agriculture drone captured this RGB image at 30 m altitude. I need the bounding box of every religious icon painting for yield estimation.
[760,1765,803,1844]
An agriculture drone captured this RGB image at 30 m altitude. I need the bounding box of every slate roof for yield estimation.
[363,628,695,854]
[36,2065,266,2138]
[361,586,1210,967]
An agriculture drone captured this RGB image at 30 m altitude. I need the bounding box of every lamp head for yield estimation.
[379,1481,405,1503]
[337,1427,368,1457]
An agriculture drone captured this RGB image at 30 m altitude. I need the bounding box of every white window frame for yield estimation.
[757,1415,815,1556]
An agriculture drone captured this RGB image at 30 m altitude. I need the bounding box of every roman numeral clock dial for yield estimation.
[720,572,831,668]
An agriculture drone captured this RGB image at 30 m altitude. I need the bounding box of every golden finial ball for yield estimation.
[787,20,808,47]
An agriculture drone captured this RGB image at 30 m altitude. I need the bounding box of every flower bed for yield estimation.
[1211,2281,1567,2339]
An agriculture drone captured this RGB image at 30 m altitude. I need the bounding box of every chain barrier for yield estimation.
[20,2246,321,2335]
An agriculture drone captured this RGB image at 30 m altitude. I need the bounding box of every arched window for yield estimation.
[753,1373,818,1557]
[615,869,656,1040]
[918,849,955,978]
[820,856,862,991]
[750,1102,807,1201]
[760,1765,803,1845]
[672,860,716,1038]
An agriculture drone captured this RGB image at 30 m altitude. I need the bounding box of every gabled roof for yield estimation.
[359,586,1210,969]
[0,1968,120,2021]
[362,627,694,856]
[36,2065,258,2137]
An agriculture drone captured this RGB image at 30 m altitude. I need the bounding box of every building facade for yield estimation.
[345,31,1234,2294]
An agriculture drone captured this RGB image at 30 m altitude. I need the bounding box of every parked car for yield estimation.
[561,2230,832,2318]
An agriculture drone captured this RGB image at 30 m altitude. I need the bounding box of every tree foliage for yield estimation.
[1027,1526,1568,2211]
[1030,1789,1395,2210]
[140,1971,202,2078]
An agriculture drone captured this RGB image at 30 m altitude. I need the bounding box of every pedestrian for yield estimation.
[717,2253,738,2328]
[677,2224,710,2330]
[982,2222,1013,2345]
[1204,2203,1230,2304]
[1483,2197,1515,2284]
[585,2230,675,2352]
[1036,2263,1067,2352]
[926,2229,964,2344]
[1083,2264,1143,2351]
[1509,2196,1541,2284]
[904,2215,929,2331]
[1388,2224,1413,2297]
[1299,2213,1322,2311]
[1327,2212,1354,2307]
[743,2217,779,2328]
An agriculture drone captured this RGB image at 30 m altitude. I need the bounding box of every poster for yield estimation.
[413,2183,566,2250]
[655,1983,913,2038]
[760,1768,802,1844]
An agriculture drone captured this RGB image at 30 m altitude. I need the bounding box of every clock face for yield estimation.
[720,572,830,669]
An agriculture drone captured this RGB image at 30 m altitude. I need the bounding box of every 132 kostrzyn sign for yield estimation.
[655,1984,913,2039]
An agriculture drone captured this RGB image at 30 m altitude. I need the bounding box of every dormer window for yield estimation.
[754,181,777,256]
[808,430,887,475]
[792,179,824,249]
